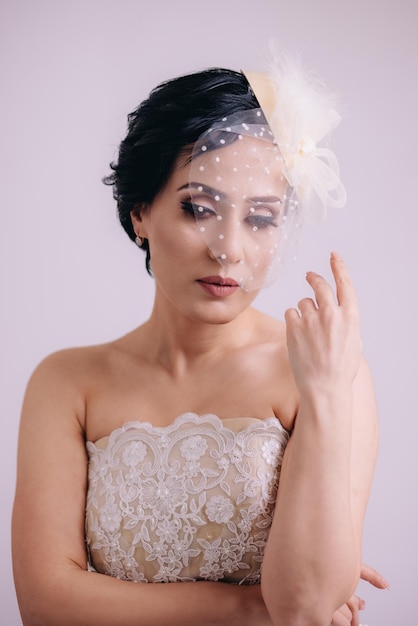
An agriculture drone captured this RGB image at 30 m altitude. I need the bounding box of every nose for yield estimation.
[207,216,245,265]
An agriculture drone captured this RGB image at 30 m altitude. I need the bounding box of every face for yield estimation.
[188,132,291,291]
[131,135,289,324]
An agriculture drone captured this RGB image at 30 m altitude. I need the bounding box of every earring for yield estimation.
[135,235,143,247]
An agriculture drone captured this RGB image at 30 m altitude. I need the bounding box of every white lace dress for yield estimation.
[85,413,289,584]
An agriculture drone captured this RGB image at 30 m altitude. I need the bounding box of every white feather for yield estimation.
[253,42,346,221]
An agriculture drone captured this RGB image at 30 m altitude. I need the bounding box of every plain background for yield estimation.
[1,0,417,623]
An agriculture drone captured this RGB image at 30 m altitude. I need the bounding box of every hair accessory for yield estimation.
[187,47,346,292]
[135,235,143,247]
[244,44,346,222]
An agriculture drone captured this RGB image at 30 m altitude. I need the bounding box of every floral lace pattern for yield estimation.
[86,413,289,584]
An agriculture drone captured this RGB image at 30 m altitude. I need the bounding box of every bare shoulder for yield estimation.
[27,331,137,386]
[22,337,132,431]
[31,341,114,375]
[27,345,101,399]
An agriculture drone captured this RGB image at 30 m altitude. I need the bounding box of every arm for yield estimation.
[12,353,271,626]
[261,253,379,626]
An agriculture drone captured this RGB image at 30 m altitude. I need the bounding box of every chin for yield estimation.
[187,295,256,326]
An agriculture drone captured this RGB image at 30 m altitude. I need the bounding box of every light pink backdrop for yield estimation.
[2,0,417,623]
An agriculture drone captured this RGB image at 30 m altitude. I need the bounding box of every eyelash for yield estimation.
[181,201,215,219]
[247,214,278,229]
[181,202,278,229]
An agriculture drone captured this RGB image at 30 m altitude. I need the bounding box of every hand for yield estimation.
[330,563,389,626]
[284,252,362,398]
[331,594,364,626]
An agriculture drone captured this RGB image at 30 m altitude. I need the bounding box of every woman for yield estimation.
[12,60,386,625]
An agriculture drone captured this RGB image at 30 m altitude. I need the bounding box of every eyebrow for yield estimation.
[177,182,228,201]
[178,183,282,204]
[250,196,282,204]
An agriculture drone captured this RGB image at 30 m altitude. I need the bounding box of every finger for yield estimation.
[347,594,365,612]
[297,297,317,314]
[339,604,352,621]
[305,271,336,309]
[330,251,358,309]
[330,607,351,626]
[284,307,301,325]
[346,595,363,626]
[360,562,390,589]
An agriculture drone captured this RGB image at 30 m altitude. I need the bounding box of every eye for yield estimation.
[181,201,217,220]
[245,210,278,230]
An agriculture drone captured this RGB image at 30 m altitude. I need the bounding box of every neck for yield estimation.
[141,290,257,376]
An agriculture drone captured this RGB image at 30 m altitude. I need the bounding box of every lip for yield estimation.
[199,275,239,286]
[197,275,240,297]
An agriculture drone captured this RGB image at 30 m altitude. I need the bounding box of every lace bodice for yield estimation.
[85,413,289,584]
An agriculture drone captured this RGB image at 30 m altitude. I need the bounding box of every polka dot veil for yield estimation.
[188,108,302,292]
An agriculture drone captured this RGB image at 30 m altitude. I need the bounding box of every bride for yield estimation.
[12,57,387,626]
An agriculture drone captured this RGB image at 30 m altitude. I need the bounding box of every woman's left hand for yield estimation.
[331,594,364,626]
[330,562,389,625]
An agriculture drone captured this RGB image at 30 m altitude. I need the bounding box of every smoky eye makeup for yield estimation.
[178,182,225,219]
[180,201,217,219]
[246,212,278,229]
[244,197,282,228]
[178,182,283,228]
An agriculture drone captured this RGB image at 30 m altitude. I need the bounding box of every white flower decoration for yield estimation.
[122,440,147,466]
[261,439,281,466]
[99,502,122,533]
[244,44,347,223]
[139,476,186,517]
[180,435,208,461]
[206,495,234,524]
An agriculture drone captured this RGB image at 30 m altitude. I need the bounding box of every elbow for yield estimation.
[261,597,340,626]
[261,590,329,626]
[261,563,361,626]
[16,593,48,626]
[20,612,45,626]
[14,569,47,626]
[16,587,58,626]
[17,588,72,626]
[14,566,85,626]
[261,598,332,626]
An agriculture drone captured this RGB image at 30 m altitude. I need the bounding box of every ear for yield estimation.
[130,204,149,239]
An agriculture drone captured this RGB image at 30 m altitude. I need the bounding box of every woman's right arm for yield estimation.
[12,353,270,626]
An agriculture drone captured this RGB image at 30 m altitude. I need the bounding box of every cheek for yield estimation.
[151,223,206,264]
[247,231,279,265]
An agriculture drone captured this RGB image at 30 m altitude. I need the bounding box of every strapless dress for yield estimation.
[85,413,289,584]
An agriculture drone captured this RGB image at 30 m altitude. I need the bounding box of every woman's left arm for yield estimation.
[261,253,379,626]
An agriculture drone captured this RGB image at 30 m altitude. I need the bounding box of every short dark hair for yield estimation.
[103,68,259,273]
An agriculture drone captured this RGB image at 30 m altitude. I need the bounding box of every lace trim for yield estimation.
[88,412,289,446]
[86,413,289,584]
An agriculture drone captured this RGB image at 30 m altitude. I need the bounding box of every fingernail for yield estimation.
[381,577,391,589]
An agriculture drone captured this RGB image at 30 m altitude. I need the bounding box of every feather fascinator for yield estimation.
[244,45,346,222]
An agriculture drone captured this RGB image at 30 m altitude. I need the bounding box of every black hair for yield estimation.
[103,68,259,274]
